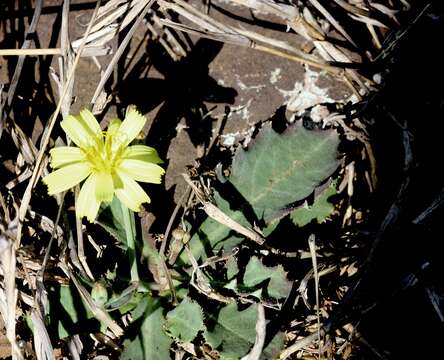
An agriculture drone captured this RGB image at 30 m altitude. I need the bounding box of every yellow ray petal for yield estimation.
[49,146,85,168]
[117,109,146,147]
[43,162,91,195]
[94,172,114,202]
[105,118,123,153]
[76,175,101,222]
[80,108,102,135]
[107,118,122,135]
[114,171,150,212]
[119,159,165,184]
[61,113,101,148]
[123,145,163,164]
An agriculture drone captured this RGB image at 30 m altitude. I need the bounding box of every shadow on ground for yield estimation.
[329,3,444,358]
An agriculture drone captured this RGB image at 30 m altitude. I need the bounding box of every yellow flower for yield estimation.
[43,108,164,222]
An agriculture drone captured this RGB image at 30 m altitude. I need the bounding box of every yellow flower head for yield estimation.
[43,108,164,222]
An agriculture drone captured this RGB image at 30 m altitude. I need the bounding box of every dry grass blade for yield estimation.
[224,0,299,22]
[279,330,326,359]
[59,262,124,337]
[234,25,323,61]
[370,3,399,20]
[413,186,444,225]
[308,234,321,359]
[7,120,38,165]
[17,0,102,244]
[74,187,94,281]
[159,18,252,47]
[0,49,62,56]
[58,0,76,118]
[30,310,55,360]
[182,173,265,245]
[151,8,187,57]
[161,0,341,73]
[90,0,146,33]
[0,0,43,138]
[308,0,357,47]
[348,13,389,28]
[313,40,368,95]
[71,0,146,50]
[91,0,155,104]
[241,304,266,360]
[333,0,370,17]
[0,237,22,359]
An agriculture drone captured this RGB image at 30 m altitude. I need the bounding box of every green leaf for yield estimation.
[230,122,340,222]
[204,303,257,360]
[57,285,79,339]
[165,297,204,342]
[290,180,338,227]
[262,332,286,359]
[186,124,340,261]
[226,256,239,280]
[243,257,291,299]
[183,190,247,261]
[121,298,172,360]
[96,196,136,248]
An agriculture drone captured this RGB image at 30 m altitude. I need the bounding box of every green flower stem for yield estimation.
[121,200,139,283]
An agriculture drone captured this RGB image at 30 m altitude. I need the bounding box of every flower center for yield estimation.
[82,132,125,174]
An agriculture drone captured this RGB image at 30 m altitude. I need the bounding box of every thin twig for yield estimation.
[253,44,342,75]
[59,261,124,337]
[0,48,62,56]
[279,330,326,359]
[75,187,95,282]
[182,173,265,245]
[241,304,266,360]
[160,185,191,257]
[308,234,321,359]
[308,0,357,47]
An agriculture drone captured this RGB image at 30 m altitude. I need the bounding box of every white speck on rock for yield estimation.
[220,133,239,147]
[235,75,265,91]
[270,68,282,84]
[280,68,335,114]
[229,99,253,122]
[310,104,330,123]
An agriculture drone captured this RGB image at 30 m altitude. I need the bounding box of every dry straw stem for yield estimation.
[185,245,234,304]
[0,0,43,138]
[159,185,191,257]
[71,0,147,50]
[0,2,43,357]
[161,0,342,75]
[30,310,55,360]
[279,330,326,359]
[332,0,370,17]
[307,0,357,47]
[182,173,265,245]
[0,242,22,360]
[0,48,62,56]
[224,0,321,42]
[74,186,95,282]
[241,304,266,360]
[91,0,155,104]
[59,261,124,337]
[17,0,102,244]
[308,234,322,359]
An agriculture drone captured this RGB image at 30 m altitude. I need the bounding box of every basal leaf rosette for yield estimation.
[43,108,164,222]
